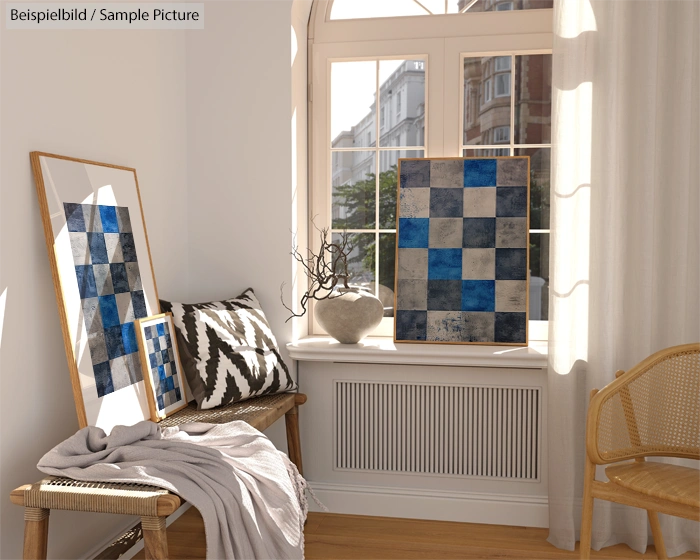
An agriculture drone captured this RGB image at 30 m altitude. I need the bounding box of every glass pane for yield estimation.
[516,147,550,229]
[514,54,552,144]
[379,60,426,147]
[448,0,553,12]
[377,233,396,317]
[332,232,375,289]
[331,61,376,148]
[331,0,428,20]
[463,148,510,157]
[332,151,376,229]
[380,149,423,229]
[463,56,511,146]
[528,232,549,320]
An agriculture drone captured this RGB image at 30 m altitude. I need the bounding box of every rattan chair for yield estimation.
[580,343,700,560]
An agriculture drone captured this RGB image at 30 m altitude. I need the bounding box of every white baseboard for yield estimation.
[308,482,549,528]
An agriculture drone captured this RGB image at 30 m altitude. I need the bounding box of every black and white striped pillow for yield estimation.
[160,289,296,409]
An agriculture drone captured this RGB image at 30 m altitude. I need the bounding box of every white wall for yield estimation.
[186,0,293,337]
[185,0,295,451]
[0,20,189,560]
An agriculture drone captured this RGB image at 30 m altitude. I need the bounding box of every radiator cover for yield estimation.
[335,380,541,480]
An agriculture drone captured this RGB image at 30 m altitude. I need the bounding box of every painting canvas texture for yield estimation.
[66,203,147,397]
[32,153,159,432]
[395,157,529,345]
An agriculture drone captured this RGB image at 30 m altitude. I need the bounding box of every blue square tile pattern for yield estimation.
[398,218,430,248]
[461,280,495,312]
[99,206,120,233]
[428,249,462,280]
[464,159,498,187]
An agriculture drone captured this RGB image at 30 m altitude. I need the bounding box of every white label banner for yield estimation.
[6,3,204,29]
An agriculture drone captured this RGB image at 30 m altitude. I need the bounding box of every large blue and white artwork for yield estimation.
[395,157,530,345]
[32,152,160,432]
[65,203,147,397]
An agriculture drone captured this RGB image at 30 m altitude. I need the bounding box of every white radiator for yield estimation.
[335,381,541,480]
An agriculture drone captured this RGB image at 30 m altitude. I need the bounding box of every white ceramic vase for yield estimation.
[315,287,384,344]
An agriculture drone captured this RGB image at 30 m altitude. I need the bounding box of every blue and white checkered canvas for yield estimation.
[143,322,182,412]
[65,203,147,396]
[395,157,529,345]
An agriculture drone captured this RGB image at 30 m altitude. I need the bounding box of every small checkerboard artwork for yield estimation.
[135,314,188,420]
[395,157,529,345]
[144,321,182,412]
[65,203,147,396]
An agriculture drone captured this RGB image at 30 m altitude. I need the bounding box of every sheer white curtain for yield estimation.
[548,0,699,555]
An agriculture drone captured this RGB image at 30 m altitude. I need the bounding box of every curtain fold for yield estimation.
[548,0,699,555]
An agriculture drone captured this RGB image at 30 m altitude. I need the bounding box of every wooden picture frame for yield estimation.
[394,156,530,346]
[31,152,161,432]
[134,313,188,421]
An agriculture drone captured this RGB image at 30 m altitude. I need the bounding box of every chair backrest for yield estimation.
[587,343,700,464]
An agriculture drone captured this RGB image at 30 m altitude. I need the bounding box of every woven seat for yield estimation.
[605,462,700,508]
[10,392,307,560]
[580,344,700,560]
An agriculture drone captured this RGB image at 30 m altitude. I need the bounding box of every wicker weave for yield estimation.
[160,393,294,428]
[592,344,700,464]
[22,477,173,517]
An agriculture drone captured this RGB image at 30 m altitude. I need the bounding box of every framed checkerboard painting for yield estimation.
[395,157,530,345]
[31,152,161,432]
[135,313,188,421]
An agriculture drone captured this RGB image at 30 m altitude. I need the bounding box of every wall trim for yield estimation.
[308,481,549,528]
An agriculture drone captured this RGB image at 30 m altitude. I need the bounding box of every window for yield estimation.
[494,73,510,97]
[495,56,511,71]
[495,2,514,10]
[483,79,492,104]
[462,53,552,323]
[311,0,553,337]
[493,125,510,144]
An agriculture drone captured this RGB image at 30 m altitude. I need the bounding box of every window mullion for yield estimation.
[510,53,515,156]
[375,61,381,297]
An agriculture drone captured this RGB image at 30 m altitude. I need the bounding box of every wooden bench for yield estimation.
[10,392,307,560]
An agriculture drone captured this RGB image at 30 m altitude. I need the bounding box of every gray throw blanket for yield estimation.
[38,420,306,560]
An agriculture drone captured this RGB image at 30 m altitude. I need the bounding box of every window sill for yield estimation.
[286,337,548,369]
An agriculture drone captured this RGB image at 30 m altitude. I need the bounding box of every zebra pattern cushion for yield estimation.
[160,289,296,409]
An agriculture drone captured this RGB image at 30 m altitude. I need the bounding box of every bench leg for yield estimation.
[24,507,49,560]
[141,516,168,560]
[285,405,303,476]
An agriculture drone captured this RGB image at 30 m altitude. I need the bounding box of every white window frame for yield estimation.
[309,0,553,339]
[396,91,402,119]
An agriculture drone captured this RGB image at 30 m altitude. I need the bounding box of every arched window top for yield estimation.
[329,0,552,21]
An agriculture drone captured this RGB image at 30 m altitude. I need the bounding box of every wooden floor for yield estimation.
[133,508,700,559]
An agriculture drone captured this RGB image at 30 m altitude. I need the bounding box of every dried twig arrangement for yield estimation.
[281,225,353,322]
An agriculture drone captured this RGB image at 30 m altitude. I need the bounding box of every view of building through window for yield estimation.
[331,59,426,317]
[463,53,552,320]
[326,1,553,323]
